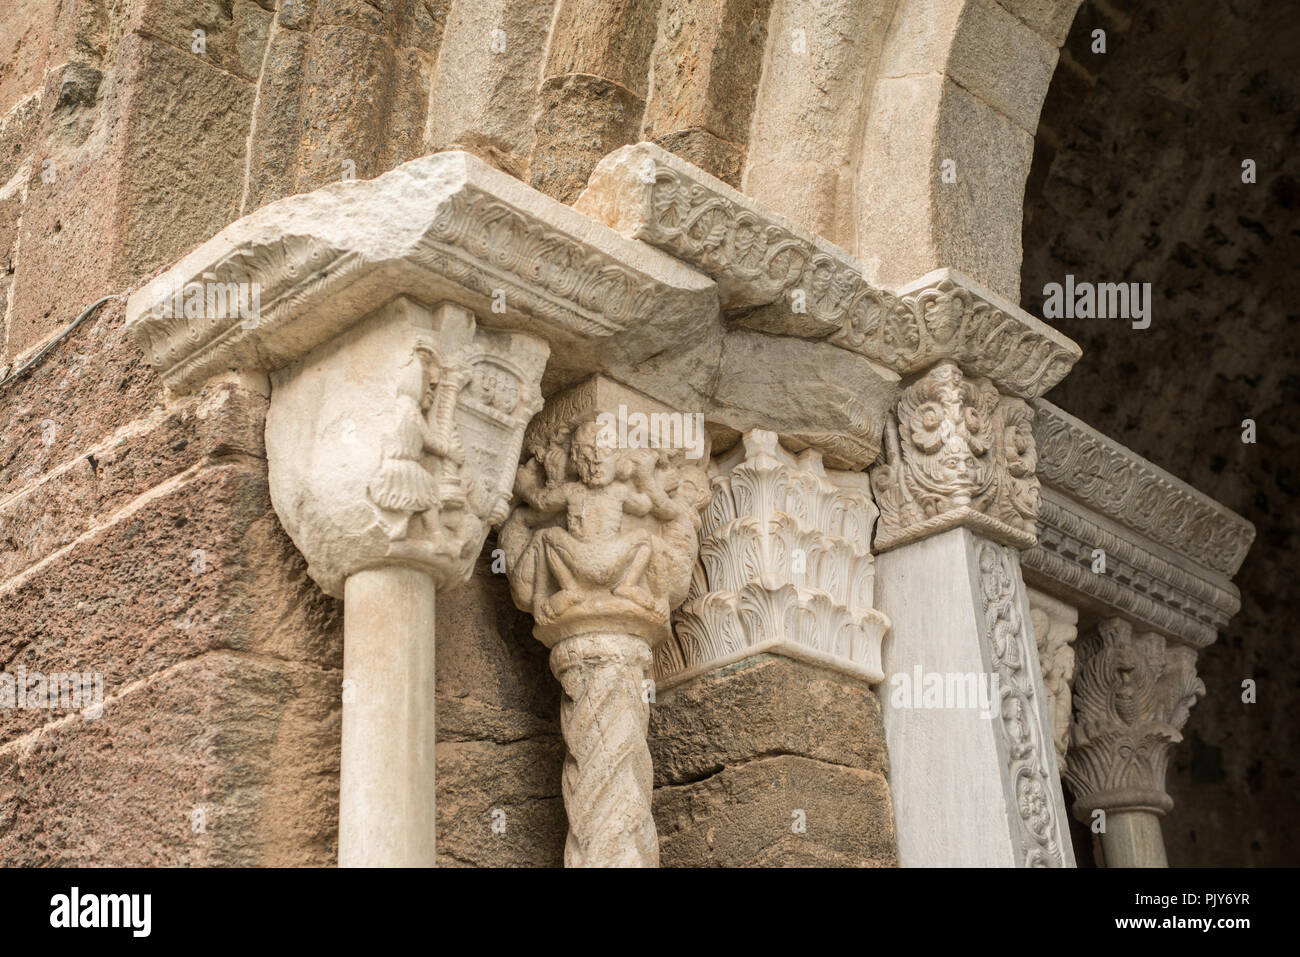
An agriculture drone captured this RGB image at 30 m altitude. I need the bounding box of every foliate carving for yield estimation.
[1032,400,1255,577]
[411,185,659,338]
[126,150,716,395]
[368,309,545,588]
[871,362,1039,552]
[844,276,1078,400]
[132,234,351,389]
[976,541,1069,868]
[1023,489,1240,649]
[578,143,1080,398]
[1066,619,1205,816]
[656,430,890,687]
[1026,589,1078,767]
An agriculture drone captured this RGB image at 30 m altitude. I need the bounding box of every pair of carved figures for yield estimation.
[500,420,710,644]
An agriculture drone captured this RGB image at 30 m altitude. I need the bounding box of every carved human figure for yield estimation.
[1028,596,1078,767]
[368,341,480,546]
[508,421,703,625]
[368,347,444,539]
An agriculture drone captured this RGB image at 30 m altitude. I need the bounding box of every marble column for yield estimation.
[1065,617,1204,868]
[339,566,437,866]
[264,297,547,866]
[500,376,711,867]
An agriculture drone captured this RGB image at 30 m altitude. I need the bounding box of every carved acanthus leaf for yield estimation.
[1065,618,1205,816]
[658,430,890,688]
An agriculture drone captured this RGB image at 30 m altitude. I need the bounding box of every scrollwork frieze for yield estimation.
[1033,400,1254,577]
[577,143,1080,399]
[976,540,1068,868]
[1023,490,1240,649]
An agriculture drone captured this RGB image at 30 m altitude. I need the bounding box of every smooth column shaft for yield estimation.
[339,566,438,867]
[1098,810,1168,868]
[876,528,1075,867]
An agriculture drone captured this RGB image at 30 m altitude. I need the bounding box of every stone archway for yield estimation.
[1021,0,1300,867]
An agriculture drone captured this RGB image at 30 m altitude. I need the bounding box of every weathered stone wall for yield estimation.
[0,0,445,866]
[0,300,344,864]
[0,0,895,867]
[1022,0,1299,866]
[0,0,564,866]
[433,542,565,868]
[652,655,897,867]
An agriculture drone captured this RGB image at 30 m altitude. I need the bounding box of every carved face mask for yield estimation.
[572,422,617,486]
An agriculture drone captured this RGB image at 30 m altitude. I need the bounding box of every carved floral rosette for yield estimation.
[1066,618,1205,817]
[871,361,1040,552]
[656,430,890,687]
[977,541,1069,868]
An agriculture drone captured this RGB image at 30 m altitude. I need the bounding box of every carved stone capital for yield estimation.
[1026,588,1078,768]
[501,376,711,648]
[266,298,546,596]
[870,361,1040,552]
[1065,618,1205,816]
[657,429,890,688]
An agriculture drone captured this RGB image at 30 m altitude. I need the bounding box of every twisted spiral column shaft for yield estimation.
[549,632,657,868]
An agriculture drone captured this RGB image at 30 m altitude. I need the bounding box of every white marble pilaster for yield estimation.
[872,361,1075,867]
